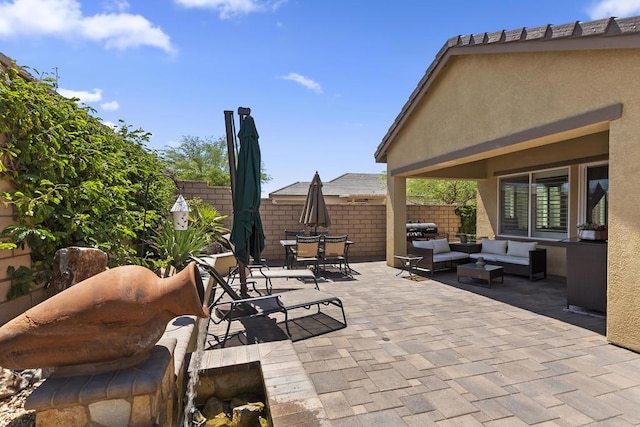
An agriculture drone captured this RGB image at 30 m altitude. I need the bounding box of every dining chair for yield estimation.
[320,235,350,276]
[283,230,305,268]
[293,235,321,274]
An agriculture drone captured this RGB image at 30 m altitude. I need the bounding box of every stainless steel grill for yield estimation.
[406,222,438,240]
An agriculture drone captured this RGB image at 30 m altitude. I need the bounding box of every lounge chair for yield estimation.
[190,256,347,347]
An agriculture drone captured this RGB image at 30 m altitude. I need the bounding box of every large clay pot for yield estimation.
[0,261,209,374]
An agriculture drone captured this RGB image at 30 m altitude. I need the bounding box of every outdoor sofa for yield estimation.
[407,239,470,274]
[408,237,547,281]
[468,238,547,281]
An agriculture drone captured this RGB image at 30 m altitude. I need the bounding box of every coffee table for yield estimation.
[457,263,504,287]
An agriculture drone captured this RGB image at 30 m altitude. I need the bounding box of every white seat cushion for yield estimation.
[496,255,530,266]
[469,253,499,262]
[481,239,508,255]
[434,251,469,262]
[507,240,537,258]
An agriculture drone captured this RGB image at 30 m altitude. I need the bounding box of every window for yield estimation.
[499,168,568,239]
[581,163,608,227]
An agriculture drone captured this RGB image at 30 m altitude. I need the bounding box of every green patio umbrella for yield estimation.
[300,171,331,234]
[230,115,265,267]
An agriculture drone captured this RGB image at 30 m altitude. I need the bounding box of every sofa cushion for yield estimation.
[412,240,433,250]
[431,238,451,254]
[469,253,499,262]
[507,240,537,258]
[433,251,469,262]
[481,238,508,255]
[496,255,530,266]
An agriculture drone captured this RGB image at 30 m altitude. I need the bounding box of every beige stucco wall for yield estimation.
[384,48,640,352]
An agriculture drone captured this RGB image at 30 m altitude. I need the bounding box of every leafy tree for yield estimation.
[407,179,477,206]
[161,135,271,186]
[0,62,174,291]
[407,179,477,235]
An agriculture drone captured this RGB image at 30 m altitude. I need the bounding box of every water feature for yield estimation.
[183,310,207,426]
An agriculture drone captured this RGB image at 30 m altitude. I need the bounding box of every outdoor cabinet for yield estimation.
[566,240,607,313]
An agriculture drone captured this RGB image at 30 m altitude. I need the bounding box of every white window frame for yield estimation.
[578,161,609,226]
[497,166,570,241]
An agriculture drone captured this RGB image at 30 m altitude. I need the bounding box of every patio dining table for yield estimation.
[280,239,354,272]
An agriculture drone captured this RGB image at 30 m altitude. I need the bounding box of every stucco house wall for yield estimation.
[376,17,640,353]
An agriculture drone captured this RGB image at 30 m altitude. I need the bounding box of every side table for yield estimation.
[394,255,423,278]
[449,243,482,254]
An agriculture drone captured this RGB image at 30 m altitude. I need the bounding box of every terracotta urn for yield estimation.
[0,261,209,374]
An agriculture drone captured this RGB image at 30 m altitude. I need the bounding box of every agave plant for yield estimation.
[188,198,229,253]
[146,220,210,271]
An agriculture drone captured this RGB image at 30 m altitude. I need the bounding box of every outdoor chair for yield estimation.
[190,256,347,347]
[320,235,351,277]
[283,230,305,268]
[293,235,321,273]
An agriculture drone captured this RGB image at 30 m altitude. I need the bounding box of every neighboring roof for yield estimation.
[0,52,35,80]
[269,173,386,198]
[375,16,640,163]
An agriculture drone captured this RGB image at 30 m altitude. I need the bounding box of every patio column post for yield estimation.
[386,173,406,267]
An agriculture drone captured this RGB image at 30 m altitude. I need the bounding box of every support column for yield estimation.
[386,174,406,267]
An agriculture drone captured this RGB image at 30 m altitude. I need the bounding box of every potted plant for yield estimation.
[577,223,608,241]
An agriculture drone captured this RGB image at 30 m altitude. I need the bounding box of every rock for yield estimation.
[50,247,108,293]
[202,395,228,419]
[232,402,263,427]
[204,413,233,426]
[230,393,263,408]
[0,367,29,399]
[195,371,264,402]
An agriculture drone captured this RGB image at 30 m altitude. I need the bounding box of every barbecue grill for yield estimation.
[406,222,438,240]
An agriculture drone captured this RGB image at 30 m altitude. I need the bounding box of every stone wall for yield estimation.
[179,180,461,263]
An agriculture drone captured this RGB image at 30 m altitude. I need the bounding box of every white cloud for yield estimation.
[280,72,323,94]
[102,120,117,129]
[174,0,285,19]
[101,100,119,111]
[103,0,130,13]
[57,87,103,103]
[587,0,640,19]
[0,0,175,53]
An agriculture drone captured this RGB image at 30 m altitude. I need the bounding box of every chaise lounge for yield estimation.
[190,256,347,347]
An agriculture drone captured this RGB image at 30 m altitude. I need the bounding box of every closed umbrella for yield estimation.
[300,171,331,234]
[230,115,265,275]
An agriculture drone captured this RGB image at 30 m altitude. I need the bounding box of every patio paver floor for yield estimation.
[205,261,640,426]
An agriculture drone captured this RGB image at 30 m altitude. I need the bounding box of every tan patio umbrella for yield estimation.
[300,171,331,234]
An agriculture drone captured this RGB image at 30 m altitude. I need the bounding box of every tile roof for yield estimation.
[269,173,386,197]
[375,15,640,162]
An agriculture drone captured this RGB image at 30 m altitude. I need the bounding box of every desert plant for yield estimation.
[188,198,229,252]
[146,220,210,271]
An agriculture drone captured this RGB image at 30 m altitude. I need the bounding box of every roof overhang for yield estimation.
[390,103,621,178]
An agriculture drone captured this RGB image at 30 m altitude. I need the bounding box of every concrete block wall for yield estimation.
[0,178,32,304]
[180,181,461,263]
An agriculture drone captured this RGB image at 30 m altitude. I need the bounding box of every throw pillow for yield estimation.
[507,240,538,258]
[481,238,508,255]
[412,240,433,249]
[431,239,451,254]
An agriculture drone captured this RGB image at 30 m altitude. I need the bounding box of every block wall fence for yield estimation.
[179,180,461,263]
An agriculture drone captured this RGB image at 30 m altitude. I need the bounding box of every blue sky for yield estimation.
[1,0,638,197]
